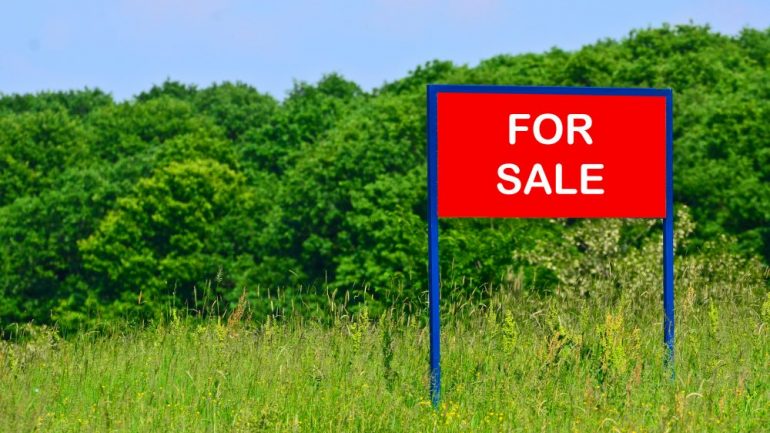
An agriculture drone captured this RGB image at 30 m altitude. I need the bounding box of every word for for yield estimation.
[509,113,593,145]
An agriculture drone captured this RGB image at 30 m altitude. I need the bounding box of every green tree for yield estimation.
[0,109,93,206]
[79,159,267,318]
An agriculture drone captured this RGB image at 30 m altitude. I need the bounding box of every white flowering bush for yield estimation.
[516,206,767,305]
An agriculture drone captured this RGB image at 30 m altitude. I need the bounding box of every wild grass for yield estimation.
[0,276,767,433]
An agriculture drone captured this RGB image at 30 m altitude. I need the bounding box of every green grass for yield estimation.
[1,286,768,433]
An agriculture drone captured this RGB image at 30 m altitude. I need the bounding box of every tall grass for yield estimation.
[0,277,768,432]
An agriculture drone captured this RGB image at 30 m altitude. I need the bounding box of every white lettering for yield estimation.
[555,163,577,194]
[580,164,604,194]
[524,163,552,195]
[533,113,562,145]
[567,114,593,145]
[497,163,522,195]
[508,114,531,145]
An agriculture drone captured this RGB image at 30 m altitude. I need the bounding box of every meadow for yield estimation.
[1,275,767,433]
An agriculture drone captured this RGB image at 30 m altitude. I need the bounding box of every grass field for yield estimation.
[1,281,768,433]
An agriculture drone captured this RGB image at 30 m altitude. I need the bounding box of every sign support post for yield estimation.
[664,94,675,370]
[427,86,441,407]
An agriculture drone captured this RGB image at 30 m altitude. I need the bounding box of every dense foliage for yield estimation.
[1,25,769,328]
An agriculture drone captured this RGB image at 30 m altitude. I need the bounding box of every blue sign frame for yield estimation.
[426,84,674,405]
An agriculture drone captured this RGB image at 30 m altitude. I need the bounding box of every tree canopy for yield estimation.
[1,25,769,328]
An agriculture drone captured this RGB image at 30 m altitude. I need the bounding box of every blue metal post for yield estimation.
[663,90,675,370]
[427,85,441,406]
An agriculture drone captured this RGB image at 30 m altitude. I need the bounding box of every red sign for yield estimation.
[437,92,668,218]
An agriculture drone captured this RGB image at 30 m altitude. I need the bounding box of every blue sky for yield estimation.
[2,0,769,100]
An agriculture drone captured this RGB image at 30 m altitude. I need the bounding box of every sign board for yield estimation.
[427,85,674,405]
[437,92,667,218]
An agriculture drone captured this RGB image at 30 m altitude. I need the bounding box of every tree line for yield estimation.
[1,24,768,329]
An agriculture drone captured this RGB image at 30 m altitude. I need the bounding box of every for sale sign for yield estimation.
[425,85,674,406]
[436,89,669,218]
